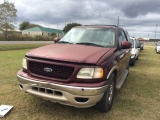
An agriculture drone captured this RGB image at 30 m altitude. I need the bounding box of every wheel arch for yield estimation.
[106,66,118,83]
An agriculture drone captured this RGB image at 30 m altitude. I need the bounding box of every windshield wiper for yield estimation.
[58,41,72,44]
[76,42,104,47]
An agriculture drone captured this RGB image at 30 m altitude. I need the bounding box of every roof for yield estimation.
[22,26,64,34]
[76,25,123,29]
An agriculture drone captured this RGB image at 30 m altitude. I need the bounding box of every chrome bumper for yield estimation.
[17,74,108,108]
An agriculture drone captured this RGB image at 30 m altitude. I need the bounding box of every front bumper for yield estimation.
[129,57,135,64]
[17,73,108,108]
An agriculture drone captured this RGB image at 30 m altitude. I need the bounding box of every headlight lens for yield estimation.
[77,68,103,79]
[22,58,27,69]
[130,54,135,58]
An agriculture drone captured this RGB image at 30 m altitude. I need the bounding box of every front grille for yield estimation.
[28,61,74,79]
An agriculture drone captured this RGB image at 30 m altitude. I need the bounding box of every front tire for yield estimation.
[130,58,135,66]
[96,74,115,112]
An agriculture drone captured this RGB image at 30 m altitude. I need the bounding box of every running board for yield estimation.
[116,69,129,89]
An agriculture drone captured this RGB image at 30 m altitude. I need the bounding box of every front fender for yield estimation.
[106,66,118,80]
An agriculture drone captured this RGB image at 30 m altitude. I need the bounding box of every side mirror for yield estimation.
[53,37,60,43]
[121,41,131,49]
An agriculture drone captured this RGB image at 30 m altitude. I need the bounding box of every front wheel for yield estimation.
[96,74,115,112]
[130,58,135,66]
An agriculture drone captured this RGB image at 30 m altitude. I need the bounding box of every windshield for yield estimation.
[59,27,115,47]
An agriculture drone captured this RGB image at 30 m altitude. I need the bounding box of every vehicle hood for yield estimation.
[26,44,112,64]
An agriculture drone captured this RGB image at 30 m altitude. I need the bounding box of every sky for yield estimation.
[1,0,160,39]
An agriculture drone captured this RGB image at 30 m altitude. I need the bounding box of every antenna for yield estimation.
[117,16,119,26]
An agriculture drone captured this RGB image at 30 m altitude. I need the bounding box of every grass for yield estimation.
[0,44,50,51]
[0,45,160,120]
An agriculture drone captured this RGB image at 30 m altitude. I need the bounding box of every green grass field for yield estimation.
[0,44,50,51]
[0,45,160,120]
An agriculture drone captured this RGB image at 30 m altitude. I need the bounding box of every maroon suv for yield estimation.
[17,25,131,112]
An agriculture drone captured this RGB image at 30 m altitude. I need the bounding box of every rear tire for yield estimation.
[96,74,115,112]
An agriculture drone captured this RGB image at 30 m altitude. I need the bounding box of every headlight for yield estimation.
[77,68,103,79]
[22,58,27,69]
[130,54,135,58]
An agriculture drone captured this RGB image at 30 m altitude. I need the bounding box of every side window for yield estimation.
[135,40,140,48]
[124,31,130,41]
[135,40,138,48]
[118,29,127,48]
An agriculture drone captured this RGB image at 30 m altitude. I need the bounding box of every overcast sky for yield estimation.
[1,0,160,39]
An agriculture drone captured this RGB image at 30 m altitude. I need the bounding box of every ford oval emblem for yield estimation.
[44,67,53,73]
